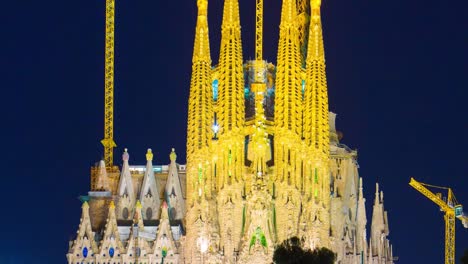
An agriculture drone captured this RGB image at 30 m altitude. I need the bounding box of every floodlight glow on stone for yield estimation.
[65,0,397,262]
[212,123,219,134]
[197,236,209,253]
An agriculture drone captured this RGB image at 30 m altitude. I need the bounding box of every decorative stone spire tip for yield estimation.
[122,148,129,162]
[109,200,115,209]
[311,0,322,9]
[170,148,177,162]
[146,148,153,161]
[374,183,380,205]
[197,0,208,14]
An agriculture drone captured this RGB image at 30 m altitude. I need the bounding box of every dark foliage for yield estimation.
[273,237,336,264]
[461,249,468,264]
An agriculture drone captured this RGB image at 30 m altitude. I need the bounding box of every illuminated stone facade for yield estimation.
[67,0,394,263]
[67,149,187,264]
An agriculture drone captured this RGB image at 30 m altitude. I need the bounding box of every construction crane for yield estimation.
[255,0,263,61]
[409,177,468,264]
[100,0,117,167]
[252,0,265,85]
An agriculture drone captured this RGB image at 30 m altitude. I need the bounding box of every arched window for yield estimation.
[146,207,153,220]
[122,207,129,220]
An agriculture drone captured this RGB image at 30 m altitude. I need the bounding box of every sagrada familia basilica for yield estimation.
[67,0,395,263]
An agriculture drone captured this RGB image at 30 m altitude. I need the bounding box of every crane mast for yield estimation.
[255,0,263,61]
[101,0,116,167]
[409,177,468,264]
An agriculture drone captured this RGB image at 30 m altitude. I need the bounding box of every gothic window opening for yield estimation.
[122,207,129,220]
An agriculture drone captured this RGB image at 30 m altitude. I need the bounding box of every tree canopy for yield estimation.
[461,249,468,264]
[273,237,336,264]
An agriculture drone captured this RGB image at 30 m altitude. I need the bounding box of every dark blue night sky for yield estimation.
[0,0,467,263]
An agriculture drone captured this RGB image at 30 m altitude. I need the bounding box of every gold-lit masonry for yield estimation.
[68,0,396,263]
[185,0,335,260]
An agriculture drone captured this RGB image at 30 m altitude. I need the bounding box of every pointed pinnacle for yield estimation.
[280,0,297,26]
[146,148,153,161]
[122,148,129,161]
[221,0,241,27]
[311,0,321,9]
[170,148,177,162]
[136,200,142,209]
[197,0,208,16]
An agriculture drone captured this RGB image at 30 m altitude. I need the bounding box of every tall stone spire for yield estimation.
[187,0,213,157]
[117,148,135,220]
[301,0,331,247]
[212,5,246,259]
[214,0,245,189]
[184,3,218,257]
[165,148,185,220]
[67,202,98,263]
[99,201,123,257]
[140,149,161,220]
[152,202,179,263]
[103,201,121,243]
[217,0,245,134]
[95,160,109,191]
[271,0,304,245]
[304,0,330,158]
[275,0,302,135]
[356,177,368,253]
[125,200,151,261]
[118,149,134,197]
[371,183,385,256]
[187,0,214,209]
[192,0,211,64]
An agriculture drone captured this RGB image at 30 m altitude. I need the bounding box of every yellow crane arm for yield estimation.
[409,177,467,264]
[457,211,468,228]
[409,177,452,212]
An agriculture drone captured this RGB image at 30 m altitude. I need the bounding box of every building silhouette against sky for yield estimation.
[67,0,395,263]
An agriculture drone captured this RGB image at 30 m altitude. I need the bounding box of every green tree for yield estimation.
[273,237,336,264]
[461,249,468,264]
